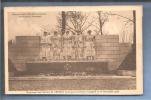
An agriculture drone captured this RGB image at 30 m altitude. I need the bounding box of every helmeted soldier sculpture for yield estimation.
[62,31,73,60]
[39,30,96,61]
[40,31,50,61]
[47,32,53,60]
[84,30,96,60]
[51,31,61,60]
[74,31,84,60]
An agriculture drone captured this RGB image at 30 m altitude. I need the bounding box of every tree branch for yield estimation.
[107,12,134,23]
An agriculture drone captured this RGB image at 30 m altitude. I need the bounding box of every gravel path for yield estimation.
[9,76,136,91]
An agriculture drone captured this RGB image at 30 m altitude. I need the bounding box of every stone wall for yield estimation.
[95,35,120,70]
[8,36,41,71]
[118,43,133,70]
[95,35,132,71]
[8,35,132,73]
[119,43,132,65]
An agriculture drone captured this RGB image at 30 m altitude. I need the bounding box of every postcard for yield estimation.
[4,6,143,95]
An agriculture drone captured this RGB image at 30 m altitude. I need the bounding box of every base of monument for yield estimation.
[117,70,136,77]
[23,61,108,75]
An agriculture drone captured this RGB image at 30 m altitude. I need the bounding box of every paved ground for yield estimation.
[9,76,136,91]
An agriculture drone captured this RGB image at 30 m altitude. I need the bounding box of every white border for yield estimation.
[4,6,143,95]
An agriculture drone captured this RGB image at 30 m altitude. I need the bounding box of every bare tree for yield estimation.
[106,12,134,43]
[133,11,136,49]
[65,11,94,34]
[97,11,108,35]
[88,11,108,35]
[56,11,67,35]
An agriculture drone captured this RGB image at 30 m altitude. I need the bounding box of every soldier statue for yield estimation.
[40,31,50,61]
[74,31,84,60]
[84,30,96,60]
[51,31,61,60]
[62,31,73,60]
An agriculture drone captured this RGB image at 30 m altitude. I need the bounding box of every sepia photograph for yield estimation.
[4,6,143,95]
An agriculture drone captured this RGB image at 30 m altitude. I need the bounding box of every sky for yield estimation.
[7,11,134,43]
